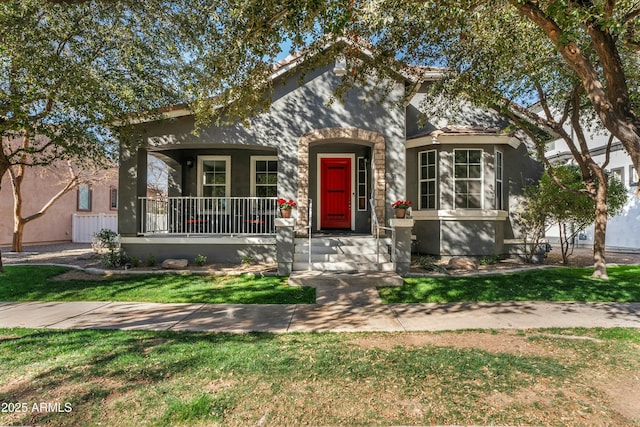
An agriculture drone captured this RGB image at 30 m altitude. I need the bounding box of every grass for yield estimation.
[379,265,640,303]
[0,328,638,426]
[0,266,315,304]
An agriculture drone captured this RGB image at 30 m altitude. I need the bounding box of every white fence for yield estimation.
[72,213,118,243]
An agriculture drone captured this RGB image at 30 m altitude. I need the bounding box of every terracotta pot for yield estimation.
[394,208,406,219]
[280,208,292,218]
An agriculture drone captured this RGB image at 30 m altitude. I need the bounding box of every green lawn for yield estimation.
[0,328,638,426]
[0,266,315,304]
[379,265,640,303]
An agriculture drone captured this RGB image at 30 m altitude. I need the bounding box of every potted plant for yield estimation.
[391,200,412,218]
[277,198,297,218]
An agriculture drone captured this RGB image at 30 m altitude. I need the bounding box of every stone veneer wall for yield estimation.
[296,127,386,235]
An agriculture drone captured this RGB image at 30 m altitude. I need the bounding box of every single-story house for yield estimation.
[117,42,542,273]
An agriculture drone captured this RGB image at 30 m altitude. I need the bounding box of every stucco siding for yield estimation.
[121,239,276,264]
[1,164,118,247]
[440,220,501,256]
[412,220,440,254]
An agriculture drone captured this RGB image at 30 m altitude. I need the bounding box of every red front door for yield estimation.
[320,157,351,229]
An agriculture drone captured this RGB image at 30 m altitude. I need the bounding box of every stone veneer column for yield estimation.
[275,218,295,275]
[390,218,414,275]
[297,127,386,235]
[296,139,310,234]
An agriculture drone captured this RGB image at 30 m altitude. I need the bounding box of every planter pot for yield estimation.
[394,208,406,219]
[280,209,292,218]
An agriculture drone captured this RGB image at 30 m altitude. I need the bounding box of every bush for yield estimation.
[480,254,502,265]
[93,229,122,268]
[195,254,207,267]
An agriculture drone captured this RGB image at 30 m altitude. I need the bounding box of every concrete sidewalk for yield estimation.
[1,291,638,333]
[1,261,639,333]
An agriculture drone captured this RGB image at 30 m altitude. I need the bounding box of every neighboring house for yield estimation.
[0,164,119,247]
[545,132,640,252]
[118,42,541,272]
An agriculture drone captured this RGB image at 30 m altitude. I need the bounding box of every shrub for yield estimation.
[93,229,122,268]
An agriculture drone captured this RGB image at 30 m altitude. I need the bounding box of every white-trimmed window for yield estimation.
[610,167,624,186]
[198,156,230,197]
[110,187,118,210]
[454,149,483,209]
[251,156,278,197]
[357,156,368,211]
[418,150,437,209]
[495,150,504,210]
[630,165,638,187]
[77,184,92,211]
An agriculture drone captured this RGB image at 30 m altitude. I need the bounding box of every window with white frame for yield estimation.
[110,187,118,210]
[495,150,504,210]
[198,156,230,197]
[357,157,368,211]
[454,149,483,209]
[77,184,92,211]
[629,165,638,187]
[610,167,624,186]
[251,156,278,197]
[418,150,437,209]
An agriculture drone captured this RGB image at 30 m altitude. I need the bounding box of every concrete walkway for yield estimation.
[1,269,638,333]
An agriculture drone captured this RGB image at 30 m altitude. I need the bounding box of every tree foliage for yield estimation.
[1,1,198,178]
[349,0,640,176]
[536,165,627,264]
[0,0,208,266]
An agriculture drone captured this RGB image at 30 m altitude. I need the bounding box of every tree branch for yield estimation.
[21,165,80,224]
[584,13,634,119]
[503,107,585,196]
[602,134,615,169]
[534,81,554,122]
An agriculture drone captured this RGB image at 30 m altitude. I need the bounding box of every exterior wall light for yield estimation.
[333,55,347,76]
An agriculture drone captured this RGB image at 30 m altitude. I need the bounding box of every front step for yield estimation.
[292,261,396,272]
[289,270,404,287]
[293,236,395,272]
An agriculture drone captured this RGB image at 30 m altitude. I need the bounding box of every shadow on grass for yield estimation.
[0,266,315,304]
[380,266,640,303]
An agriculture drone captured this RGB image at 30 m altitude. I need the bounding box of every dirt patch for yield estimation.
[175,262,278,275]
[545,247,640,267]
[598,374,640,420]
[347,332,638,426]
[51,270,115,281]
[48,262,279,281]
[350,331,564,357]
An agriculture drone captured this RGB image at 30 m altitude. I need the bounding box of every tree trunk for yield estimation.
[12,221,25,253]
[8,162,80,253]
[0,156,9,272]
[559,222,570,264]
[592,179,609,279]
[10,166,25,252]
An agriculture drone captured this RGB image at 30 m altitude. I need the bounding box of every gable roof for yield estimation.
[143,37,446,122]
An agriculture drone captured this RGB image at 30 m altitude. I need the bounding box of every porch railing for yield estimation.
[139,196,278,236]
[370,198,395,268]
